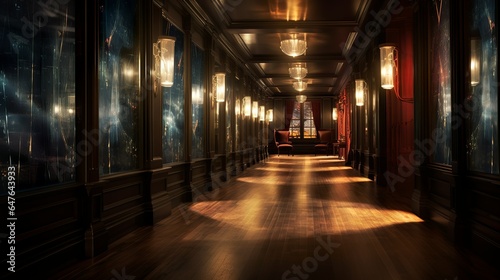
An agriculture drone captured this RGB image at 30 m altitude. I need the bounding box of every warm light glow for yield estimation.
[235,99,241,116]
[267,109,273,122]
[289,63,307,79]
[470,37,481,86]
[54,105,60,115]
[332,108,338,120]
[293,80,308,91]
[259,106,265,121]
[355,79,366,106]
[157,36,176,87]
[215,72,226,102]
[192,86,203,104]
[379,44,396,90]
[243,96,252,117]
[252,101,259,118]
[280,34,307,57]
[296,94,307,103]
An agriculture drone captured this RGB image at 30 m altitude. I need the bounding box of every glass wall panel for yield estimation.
[99,0,140,174]
[191,43,205,159]
[163,23,185,163]
[430,0,452,164]
[467,0,499,174]
[0,0,76,191]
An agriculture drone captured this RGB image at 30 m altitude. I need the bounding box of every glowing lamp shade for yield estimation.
[243,96,252,117]
[259,106,265,121]
[296,94,307,103]
[157,36,176,87]
[293,80,308,92]
[289,63,308,80]
[379,44,396,90]
[470,37,481,87]
[355,79,366,106]
[252,101,259,118]
[214,72,226,102]
[235,99,241,116]
[332,108,338,121]
[280,35,307,57]
[267,109,274,122]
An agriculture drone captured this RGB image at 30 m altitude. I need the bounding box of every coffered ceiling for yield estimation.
[189,0,375,99]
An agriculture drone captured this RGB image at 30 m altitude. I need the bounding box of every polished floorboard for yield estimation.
[54,155,499,280]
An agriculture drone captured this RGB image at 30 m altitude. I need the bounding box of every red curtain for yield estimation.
[311,100,321,135]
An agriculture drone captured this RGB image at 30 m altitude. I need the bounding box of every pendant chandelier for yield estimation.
[289,63,307,80]
[296,94,307,103]
[280,34,307,57]
[293,80,308,92]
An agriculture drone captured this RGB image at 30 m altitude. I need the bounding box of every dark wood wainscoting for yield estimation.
[166,163,191,209]
[0,184,85,278]
[424,165,456,237]
[145,167,172,224]
[100,172,148,244]
[467,176,500,264]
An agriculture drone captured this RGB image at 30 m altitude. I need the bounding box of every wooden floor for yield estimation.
[53,155,499,280]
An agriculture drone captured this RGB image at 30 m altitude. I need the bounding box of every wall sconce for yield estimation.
[243,96,252,117]
[153,36,176,87]
[379,44,397,90]
[355,79,366,106]
[252,101,259,118]
[296,94,307,103]
[235,99,241,116]
[332,108,338,121]
[214,72,226,101]
[470,37,481,86]
[259,106,265,121]
[267,109,273,122]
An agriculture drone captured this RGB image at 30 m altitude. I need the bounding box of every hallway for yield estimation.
[53,156,498,280]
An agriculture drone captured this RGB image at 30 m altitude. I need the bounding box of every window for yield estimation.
[1,0,76,191]
[191,42,205,159]
[163,23,185,163]
[467,0,499,174]
[289,101,317,139]
[99,0,140,174]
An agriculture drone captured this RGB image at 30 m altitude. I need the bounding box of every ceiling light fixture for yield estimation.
[293,80,308,92]
[289,63,307,80]
[296,94,307,103]
[280,33,307,57]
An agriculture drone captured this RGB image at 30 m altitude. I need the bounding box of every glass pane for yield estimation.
[191,43,205,159]
[99,0,140,174]
[304,127,316,139]
[1,0,76,190]
[304,101,316,138]
[292,101,301,119]
[430,0,452,164]
[467,0,499,174]
[163,23,185,163]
